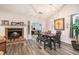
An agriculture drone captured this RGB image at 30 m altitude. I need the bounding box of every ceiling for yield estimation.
[0,4,64,19]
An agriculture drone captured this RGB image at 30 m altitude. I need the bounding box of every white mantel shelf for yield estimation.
[0,25,26,28]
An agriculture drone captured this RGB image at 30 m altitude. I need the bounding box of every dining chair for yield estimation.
[36,35,51,49]
[41,36,50,49]
[51,31,61,50]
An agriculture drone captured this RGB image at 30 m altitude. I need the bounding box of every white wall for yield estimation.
[49,4,79,44]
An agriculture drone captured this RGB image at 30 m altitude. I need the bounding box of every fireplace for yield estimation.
[5,28,24,41]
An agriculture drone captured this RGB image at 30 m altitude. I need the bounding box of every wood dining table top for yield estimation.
[40,32,55,37]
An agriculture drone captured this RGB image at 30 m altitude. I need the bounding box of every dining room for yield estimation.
[30,4,79,55]
[0,4,79,55]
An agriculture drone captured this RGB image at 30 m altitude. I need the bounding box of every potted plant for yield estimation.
[71,23,79,51]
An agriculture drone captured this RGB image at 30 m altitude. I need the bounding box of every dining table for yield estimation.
[40,32,56,50]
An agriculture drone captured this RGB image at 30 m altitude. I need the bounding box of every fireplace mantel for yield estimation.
[2,26,26,28]
[5,27,26,45]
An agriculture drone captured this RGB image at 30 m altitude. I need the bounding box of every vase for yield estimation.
[71,40,79,51]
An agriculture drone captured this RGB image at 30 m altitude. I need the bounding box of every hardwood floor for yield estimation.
[6,39,79,55]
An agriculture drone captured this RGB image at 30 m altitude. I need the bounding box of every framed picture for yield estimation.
[11,22,16,26]
[54,18,65,30]
[1,20,9,25]
[20,22,24,26]
[16,22,20,26]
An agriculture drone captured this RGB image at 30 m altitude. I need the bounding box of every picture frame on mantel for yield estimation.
[11,22,16,26]
[1,20,9,26]
[16,22,25,26]
[11,22,25,26]
[54,18,65,30]
[20,22,25,26]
